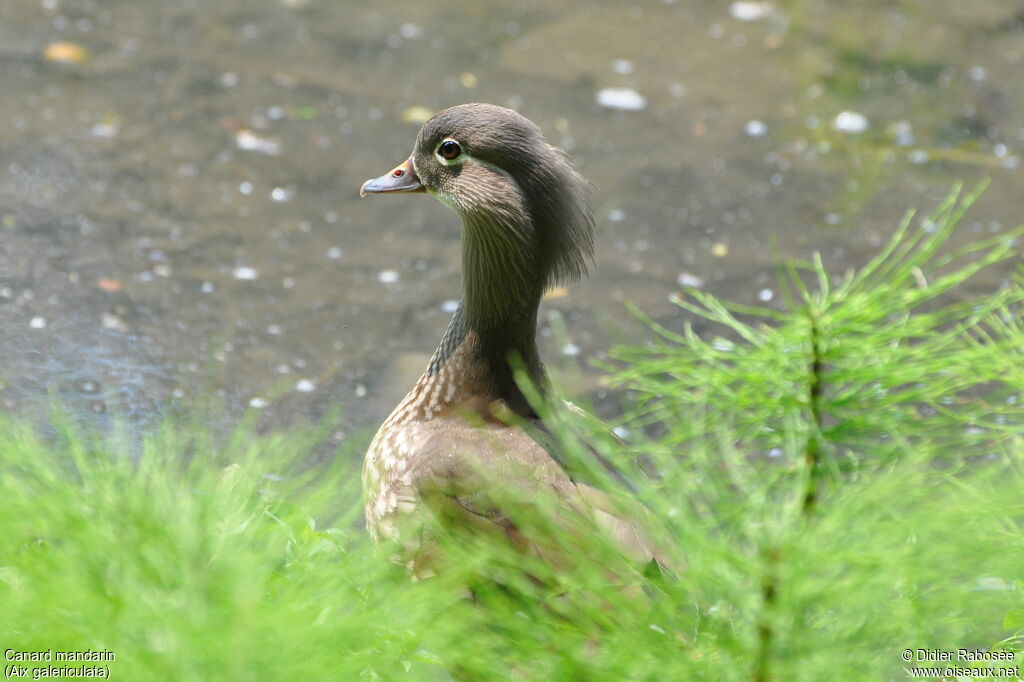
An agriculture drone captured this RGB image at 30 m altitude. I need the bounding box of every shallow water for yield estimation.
[1,0,1021,442]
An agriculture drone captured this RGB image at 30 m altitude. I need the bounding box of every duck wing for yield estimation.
[407,419,671,574]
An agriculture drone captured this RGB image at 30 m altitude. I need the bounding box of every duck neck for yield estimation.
[427,212,547,417]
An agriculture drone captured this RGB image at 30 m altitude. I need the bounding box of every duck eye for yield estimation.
[438,140,462,161]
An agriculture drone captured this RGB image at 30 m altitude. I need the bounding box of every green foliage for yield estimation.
[2,186,1023,680]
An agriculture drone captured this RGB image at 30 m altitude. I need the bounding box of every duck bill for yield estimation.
[359,158,425,197]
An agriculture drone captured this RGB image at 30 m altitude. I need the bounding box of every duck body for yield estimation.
[361,104,664,574]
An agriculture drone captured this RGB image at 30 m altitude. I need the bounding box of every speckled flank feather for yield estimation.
[363,304,478,544]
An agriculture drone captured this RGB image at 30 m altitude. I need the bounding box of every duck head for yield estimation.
[361,103,595,329]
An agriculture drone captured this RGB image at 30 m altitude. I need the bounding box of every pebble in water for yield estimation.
[677,272,705,288]
[890,120,914,146]
[29,316,46,329]
[833,111,869,133]
[270,187,294,203]
[596,88,647,112]
[399,23,423,39]
[233,266,259,280]
[102,313,128,332]
[611,59,634,75]
[235,129,281,156]
[745,119,768,138]
[729,1,773,21]
[378,269,400,284]
[908,149,930,164]
[402,106,434,124]
[295,378,316,393]
[77,379,101,394]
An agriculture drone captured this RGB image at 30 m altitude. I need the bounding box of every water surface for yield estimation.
[1,0,1021,443]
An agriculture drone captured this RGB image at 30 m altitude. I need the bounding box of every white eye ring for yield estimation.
[435,139,463,164]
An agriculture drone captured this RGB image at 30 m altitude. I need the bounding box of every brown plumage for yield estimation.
[360,103,668,577]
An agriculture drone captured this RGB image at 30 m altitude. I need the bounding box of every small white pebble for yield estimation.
[295,378,316,393]
[201,281,215,293]
[890,120,914,146]
[611,59,634,75]
[833,110,869,133]
[561,343,580,357]
[90,121,119,139]
[677,272,705,288]
[969,65,987,82]
[908,149,930,164]
[378,269,400,284]
[440,299,459,313]
[267,324,282,335]
[612,426,631,439]
[29,316,46,329]
[607,208,625,222]
[596,87,647,112]
[235,129,281,156]
[101,313,127,332]
[730,1,773,21]
[744,119,768,137]
[327,246,343,260]
[354,383,367,398]
[270,187,293,202]
[233,266,259,280]
[399,23,423,39]
[758,288,774,302]
[239,181,254,195]
[249,397,269,408]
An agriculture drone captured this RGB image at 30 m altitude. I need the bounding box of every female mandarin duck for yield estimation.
[360,103,668,577]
